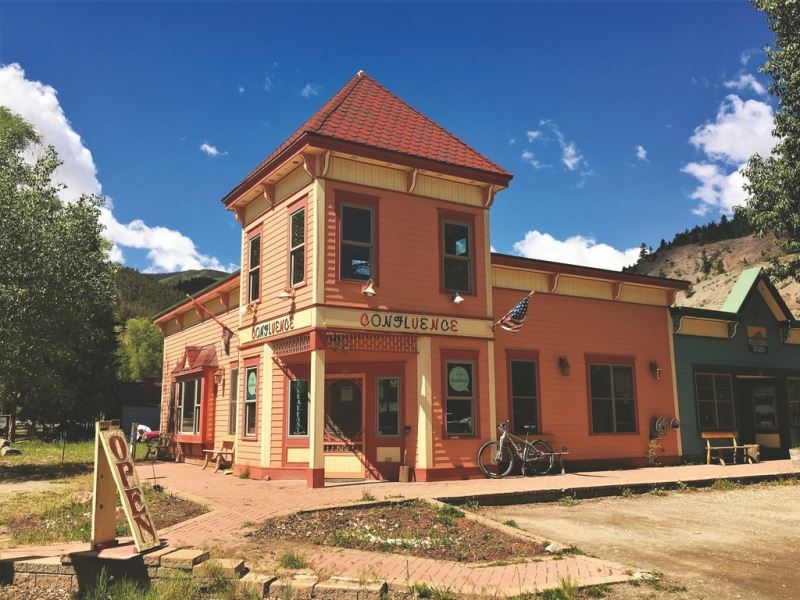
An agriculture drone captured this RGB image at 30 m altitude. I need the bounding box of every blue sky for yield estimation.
[0,1,777,272]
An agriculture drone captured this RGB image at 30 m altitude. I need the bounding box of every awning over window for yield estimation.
[171,345,218,376]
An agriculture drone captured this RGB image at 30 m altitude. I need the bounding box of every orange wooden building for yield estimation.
[155,72,689,487]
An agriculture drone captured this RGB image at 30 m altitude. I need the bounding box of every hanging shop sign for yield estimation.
[252,316,294,340]
[91,420,160,552]
[747,326,769,354]
[359,312,460,333]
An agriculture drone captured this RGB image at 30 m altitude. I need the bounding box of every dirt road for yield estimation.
[485,483,800,600]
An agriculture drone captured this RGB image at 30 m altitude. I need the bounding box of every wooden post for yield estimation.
[90,421,118,550]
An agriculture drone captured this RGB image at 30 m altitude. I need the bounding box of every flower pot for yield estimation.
[790,448,800,470]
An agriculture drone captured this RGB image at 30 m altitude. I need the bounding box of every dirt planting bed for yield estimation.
[250,499,544,563]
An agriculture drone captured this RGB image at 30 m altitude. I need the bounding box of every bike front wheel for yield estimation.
[477,441,515,478]
[523,440,554,475]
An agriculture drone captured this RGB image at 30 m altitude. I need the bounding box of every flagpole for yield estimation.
[185,293,238,337]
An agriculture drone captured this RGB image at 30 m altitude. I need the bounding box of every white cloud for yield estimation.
[521,149,548,170]
[635,145,648,161]
[200,142,227,157]
[526,130,541,142]
[513,230,640,271]
[740,49,755,66]
[723,73,767,96]
[237,85,245,94]
[508,137,516,146]
[300,83,321,98]
[0,63,235,273]
[689,95,776,164]
[561,142,581,171]
[682,94,778,215]
[523,119,590,179]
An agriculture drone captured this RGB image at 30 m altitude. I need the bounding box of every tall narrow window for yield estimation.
[377,377,400,436]
[339,205,374,281]
[788,377,800,427]
[510,360,538,434]
[589,364,636,433]
[289,209,305,287]
[228,368,238,435]
[288,379,309,436]
[445,361,475,436]
[442,221,473,292]
[244,366,258,437]
[248,235,261,303]
[177,378,201,435]
[695,373,735,430]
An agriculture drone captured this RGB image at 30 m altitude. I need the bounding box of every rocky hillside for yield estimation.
[631,232,800,317]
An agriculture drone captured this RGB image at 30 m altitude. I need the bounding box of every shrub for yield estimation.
[278,551,308,570]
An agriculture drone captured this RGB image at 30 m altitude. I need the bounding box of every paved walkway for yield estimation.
[141,459,797,547]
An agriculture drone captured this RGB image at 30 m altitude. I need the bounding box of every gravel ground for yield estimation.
[485,482,800,600]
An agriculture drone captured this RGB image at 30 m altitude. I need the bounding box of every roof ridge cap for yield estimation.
[312,72,367,135]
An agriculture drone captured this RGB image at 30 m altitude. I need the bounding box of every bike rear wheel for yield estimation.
[523,440,554,475]
[477,441,515,478]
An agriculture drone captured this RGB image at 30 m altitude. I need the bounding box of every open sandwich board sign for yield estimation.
[91,420,160,552]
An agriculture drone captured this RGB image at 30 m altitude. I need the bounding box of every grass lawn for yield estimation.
[0,440,207,546]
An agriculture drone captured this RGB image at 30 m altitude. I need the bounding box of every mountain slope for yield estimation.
[631,232,800,316]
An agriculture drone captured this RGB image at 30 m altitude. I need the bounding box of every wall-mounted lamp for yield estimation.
[277,288,295,300]
[558,356,571,376]
[239,302,256,315]
[213,371,223,386]
[451,292,464,304]
[649,361,662,380]
[361,279,376,297]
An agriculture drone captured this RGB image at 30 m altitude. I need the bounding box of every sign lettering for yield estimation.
[252,316,294,340]
[359,312,459,333]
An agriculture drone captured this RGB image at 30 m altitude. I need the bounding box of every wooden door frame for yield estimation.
[324,374,368,478]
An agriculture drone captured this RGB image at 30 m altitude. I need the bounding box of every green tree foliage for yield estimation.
[117,318,164,382]
[739,0,800,281]
[115,266,185,321]
[0,107,117,436]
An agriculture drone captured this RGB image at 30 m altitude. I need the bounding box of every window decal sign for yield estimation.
[247,369,257,399]
[448,366,470,393]
[91,421,160,552]
[747,325,768,354]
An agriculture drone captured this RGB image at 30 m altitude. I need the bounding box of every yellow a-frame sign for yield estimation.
[91,420,160,552]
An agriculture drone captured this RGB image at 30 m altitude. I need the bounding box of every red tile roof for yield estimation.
[171,345,218,374]
[231,71,510,199]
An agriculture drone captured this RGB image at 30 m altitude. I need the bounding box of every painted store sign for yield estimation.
[359,312,459,333]
[252,316,294,340]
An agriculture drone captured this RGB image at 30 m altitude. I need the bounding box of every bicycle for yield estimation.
[477,420,554,478]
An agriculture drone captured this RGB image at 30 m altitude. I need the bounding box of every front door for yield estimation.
[324,377,367,478]
[748,381,786,459]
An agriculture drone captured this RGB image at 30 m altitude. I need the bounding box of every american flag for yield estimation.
[497,292,533,332]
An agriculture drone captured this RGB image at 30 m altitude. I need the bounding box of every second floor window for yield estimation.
[290,208,305,286]
[248,234,261,303]
[442,221,472,293]
[340,204,374,282]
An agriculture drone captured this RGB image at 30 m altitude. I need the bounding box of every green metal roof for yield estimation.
[720,267,763,313]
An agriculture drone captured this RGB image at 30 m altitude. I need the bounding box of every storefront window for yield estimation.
[510,360,538,434]
[248,235,261,303]
[244,366,258,437]
[340,205,373,281]
[442,221,472,293]
[289,379,309,436]
[752,384,778,431]
[789,377,800,426]
[377,377,400,436]
[228,368,238,435]
[446,361,475,436]
[695,373,735,430]
[589,364,636,434]
[177,378,201,435]
[289,208,305,286]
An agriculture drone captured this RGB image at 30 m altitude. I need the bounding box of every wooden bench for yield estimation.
[701,431,759,465]
[142,432,174,462]
[202,436,235,472]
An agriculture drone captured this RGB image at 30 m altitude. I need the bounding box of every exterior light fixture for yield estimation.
[213,371,223,386]
[361,279,376,297]
[558,356,571,376]
[239,302,256,315]
[451,292,464,304]
[277,288,294,300]
[649,361,662,380]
